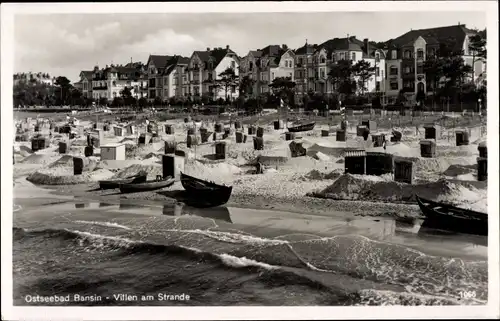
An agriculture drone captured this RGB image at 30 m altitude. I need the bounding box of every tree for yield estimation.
[328,59,356,98]
[120,86,137,107]
[353,60,375,95]
[112,96,125,107]
[54,76,73,105]
[215,67,239,101]
[468,32,487,83]
[269,77,296,108]
[98,97,108,106]
[153,96,163,107]
[138,97,148,109]
[239,75,255,98]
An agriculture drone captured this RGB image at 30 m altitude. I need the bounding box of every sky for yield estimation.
[13,11,486,83]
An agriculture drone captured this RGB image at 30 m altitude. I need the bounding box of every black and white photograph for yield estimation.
[1,1,498,320]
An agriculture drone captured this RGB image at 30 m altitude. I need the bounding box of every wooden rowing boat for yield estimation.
[287,121,315,133]
[99,173,147,190]
[119,176,175,194]
[416,195,487,236]
[180,172,233,207]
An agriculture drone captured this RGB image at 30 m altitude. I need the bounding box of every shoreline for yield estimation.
[25,180,422,220]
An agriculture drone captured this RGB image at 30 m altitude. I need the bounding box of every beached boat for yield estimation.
[416,195,487,236]
[119,176,175,194]
[287,121,316,133]
[99,173,147,190]
[180,172,233,207]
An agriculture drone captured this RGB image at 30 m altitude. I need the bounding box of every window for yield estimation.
[320,69,325,78]
[231,61,236,69]
[375,53,380,62]
[271,72,275,80]
[390,66,398,75]
[405,66,411,74]
[261,73,265,81]
[288,72,293,78]
[340,53,345,60]
[417,49,424,59]
[376,81,380,92]
[331,53,336,63]
[298,58,303,65]
[320,56,326,64]
[376,67,380,77]
[404,50,411,59]
[249,62,253,71]
[352,52,356,61]
[428,48,436,58]
[390,81,399,90]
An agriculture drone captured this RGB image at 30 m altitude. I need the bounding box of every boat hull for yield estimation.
[119,177,175,194]
[180,172,233,207]
[287,122,315,133]
[99,174,147,190]
[416,195,487,236]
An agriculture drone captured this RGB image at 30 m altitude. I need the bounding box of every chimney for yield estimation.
[364,38,370,55]
[226,45,230,50]
[207,47,210,51]
[282,44,288,50]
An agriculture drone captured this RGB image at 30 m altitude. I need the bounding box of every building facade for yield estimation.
[384,24,486,103]
[146,55,190,101]
[294,37,385,97]
[91,63,147,101]
[78,71,93,98]
[187,45,240,100]
[239,44,295,96]
[13,72,55,86]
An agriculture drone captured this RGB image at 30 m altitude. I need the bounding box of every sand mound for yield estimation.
[304,168,343,180]
[184,160,241,185]
[26,168,114,185]
[112,164,163,180]
[313,174,487,210]
[48,155,74,168]
[19,145,33,154]
[442,164,477,177]
[20,153,60,165]
[411,156,477,174]
[125,142,163,158]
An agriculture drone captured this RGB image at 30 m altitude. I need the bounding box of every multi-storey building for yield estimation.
[146,55,190,101]
[78,71,93,98]
[294,42,317,102]
[187,45,240,100]
[384,24,486,102]
[13,72,55,86]
[239,44,295,96]
[91,63,148,101]
[302,36,386,96]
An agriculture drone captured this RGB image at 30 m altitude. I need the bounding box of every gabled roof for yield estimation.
[316,37,363,56]
[162,55,190,76]
[349,38,386,59]
[147,55,173,69]
[80,71,93,80]
[249,50,262,58]
[295,42,317,55]
[192,48,237,68]
[387,24,472,52]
